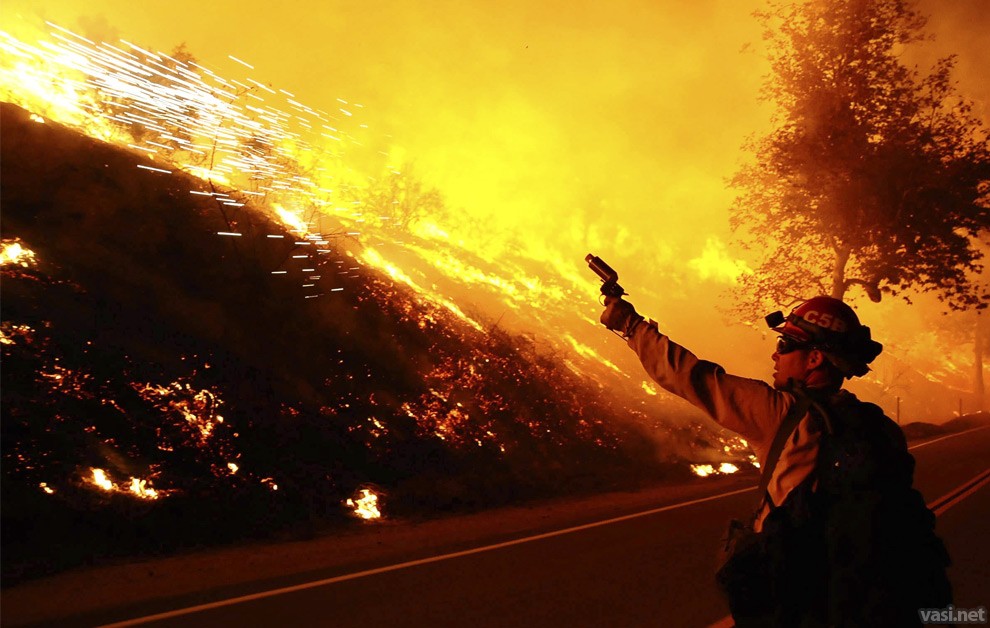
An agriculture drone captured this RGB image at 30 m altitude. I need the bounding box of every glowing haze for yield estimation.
[2,0,986,421]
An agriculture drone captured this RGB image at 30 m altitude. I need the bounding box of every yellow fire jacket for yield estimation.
[627,320,824,530]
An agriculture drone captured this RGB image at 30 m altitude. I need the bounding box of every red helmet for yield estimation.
[765,296,882,378]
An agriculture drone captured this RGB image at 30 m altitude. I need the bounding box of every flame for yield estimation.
[346,488,382,520]
[39,482,55,494]
[360,247,484,332]
[0,24,369,244]
[0,239,38,268]
[691,464,715,477]
[691,462,741,477]
[128,478,159,499]
[563,334,622,374]
[0,24,660,384]
[687,237,752,284]
[272,203,312,235]
[88,467,163,499]
[91,468,115,491]
[1,23,775,490]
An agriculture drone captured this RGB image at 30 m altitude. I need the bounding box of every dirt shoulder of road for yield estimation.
[1,474,756,626]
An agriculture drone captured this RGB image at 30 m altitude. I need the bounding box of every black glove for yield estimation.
[600,296,644,338]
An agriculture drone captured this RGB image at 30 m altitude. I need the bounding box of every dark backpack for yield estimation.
[718,389,952,628]
[812,391,952,627]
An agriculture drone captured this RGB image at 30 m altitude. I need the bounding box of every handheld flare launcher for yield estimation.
[585,254,626,298]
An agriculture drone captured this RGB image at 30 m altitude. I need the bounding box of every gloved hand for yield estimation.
[600,296,644,338]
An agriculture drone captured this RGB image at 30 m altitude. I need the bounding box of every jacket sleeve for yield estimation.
[626,320,792,454]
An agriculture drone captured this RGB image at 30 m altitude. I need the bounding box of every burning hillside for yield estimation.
[0,101,748,582]
[0,23,761,581]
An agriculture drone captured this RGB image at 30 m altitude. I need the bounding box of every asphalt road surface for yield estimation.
[13,426,990,628]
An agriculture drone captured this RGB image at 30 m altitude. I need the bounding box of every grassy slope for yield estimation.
[1,102,685,582]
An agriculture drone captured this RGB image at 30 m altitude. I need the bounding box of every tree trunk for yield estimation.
[976,313,986,411]
[831,246,851,301]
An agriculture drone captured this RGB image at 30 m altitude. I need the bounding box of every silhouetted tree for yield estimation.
[730,0,990,312]
[354,165,445,231]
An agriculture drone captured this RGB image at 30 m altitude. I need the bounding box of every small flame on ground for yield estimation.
[691,462,741,477]
[88,467,163,499]
[0,239,38,268]
[128,478,159,499]
[690,464,716,478]
[718,462,739,474]
[39,482,55,494]
[346,488,382,520]
[91,468,115,491]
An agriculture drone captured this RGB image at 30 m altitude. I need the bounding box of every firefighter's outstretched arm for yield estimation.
[586,253,789,448]
[598,300,789,451]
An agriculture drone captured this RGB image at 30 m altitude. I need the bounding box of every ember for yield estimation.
[133,380,224,445]
[0,323,34,346]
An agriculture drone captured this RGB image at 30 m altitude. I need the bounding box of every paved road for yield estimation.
[24,427,990,628]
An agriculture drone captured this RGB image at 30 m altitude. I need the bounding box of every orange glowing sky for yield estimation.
[2,0,987,419]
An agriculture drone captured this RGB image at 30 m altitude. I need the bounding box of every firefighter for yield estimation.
[600,295,951,627]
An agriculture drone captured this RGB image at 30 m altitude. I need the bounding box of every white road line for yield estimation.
[99,485,759,627]
[103,424,990,627]
[907,424,990,451]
